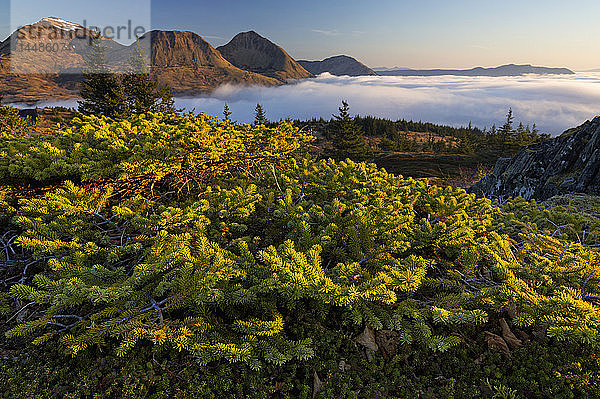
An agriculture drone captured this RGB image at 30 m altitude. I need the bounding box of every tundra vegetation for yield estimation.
[0,96,599,398]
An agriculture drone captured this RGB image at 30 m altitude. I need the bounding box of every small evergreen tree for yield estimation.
[254,103,267,125]
[499,108,515,152]
[223,103,232,121]
[329,101,367,160]
[78,37,126,118]
[122,40,176,115]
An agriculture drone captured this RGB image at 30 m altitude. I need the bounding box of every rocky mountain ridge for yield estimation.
[0,17,579,104]
[138,30,279,95]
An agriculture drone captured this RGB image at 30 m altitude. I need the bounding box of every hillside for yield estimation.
[378,63,575,77]
[138,30,280,94]
[0,55,80,104]
[217,31,312,81]
[0,19,280,103]
[0,17,115,104]
[298,55,377,76]
[0,17,126,74]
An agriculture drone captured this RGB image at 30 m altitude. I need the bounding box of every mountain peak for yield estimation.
[132,29,280,91]
[40,17,83,29]
[216,31,312,81]
[138,30,236,68]
[237,30,262,38]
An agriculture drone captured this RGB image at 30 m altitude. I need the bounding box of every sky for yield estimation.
[1,0,599,70]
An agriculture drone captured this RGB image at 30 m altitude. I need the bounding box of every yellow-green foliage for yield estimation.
[0,105,35,138]
[5,155,600,367]
[1,112,599,373]
[0,112,312,188]
[494,196,600,244]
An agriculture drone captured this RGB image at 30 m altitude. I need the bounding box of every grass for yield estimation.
[374,151,496,187]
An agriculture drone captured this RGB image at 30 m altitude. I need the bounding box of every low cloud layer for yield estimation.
[20,73,600,135]
[177,73,600,135]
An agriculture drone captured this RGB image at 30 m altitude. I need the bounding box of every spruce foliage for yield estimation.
[122,41,176,115]
[1,111,599,395]
[223,103,232,121]
[79,38,175,118]
[0,112,312,191]
[78,38,127,118]
[254,103,268,125]
[0,101,35,137]
[3,145,600,366]
[329,101,368,159]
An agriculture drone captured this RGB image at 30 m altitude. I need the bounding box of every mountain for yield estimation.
[1,17,126,74]
[216,31,312,82]
[378,64,575,77]
[372,66,411,72]
[0,18,279,103]
[137,30,279,95]
[0,54,80,104]
[297,55,377,77]
[470,117,600,200]
[0,17,103,103]
[142,30,236,68]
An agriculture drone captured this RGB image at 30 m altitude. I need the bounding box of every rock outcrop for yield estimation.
[217,31,312,81]
[470,117,600,200]
[298,55,377,77]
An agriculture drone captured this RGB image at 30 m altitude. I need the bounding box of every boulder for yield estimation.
[470,116,600,200]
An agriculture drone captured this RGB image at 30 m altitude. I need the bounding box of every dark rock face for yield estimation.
[298,55,377,77]
[470,117,600,200]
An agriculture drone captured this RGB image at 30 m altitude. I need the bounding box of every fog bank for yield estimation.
[16,73,600,135]
[177,73,600,135]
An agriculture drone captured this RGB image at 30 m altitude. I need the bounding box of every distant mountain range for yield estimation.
[0,17,579,104]
[377,64,575,77]
[372,66,411,72]
[298,56,377,77]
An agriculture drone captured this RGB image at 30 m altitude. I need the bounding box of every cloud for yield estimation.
[174,73,600,135]
[20,73,600,136]
[311,29,339,36]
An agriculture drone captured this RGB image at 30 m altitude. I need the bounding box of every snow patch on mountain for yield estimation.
[40,17,83,32]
